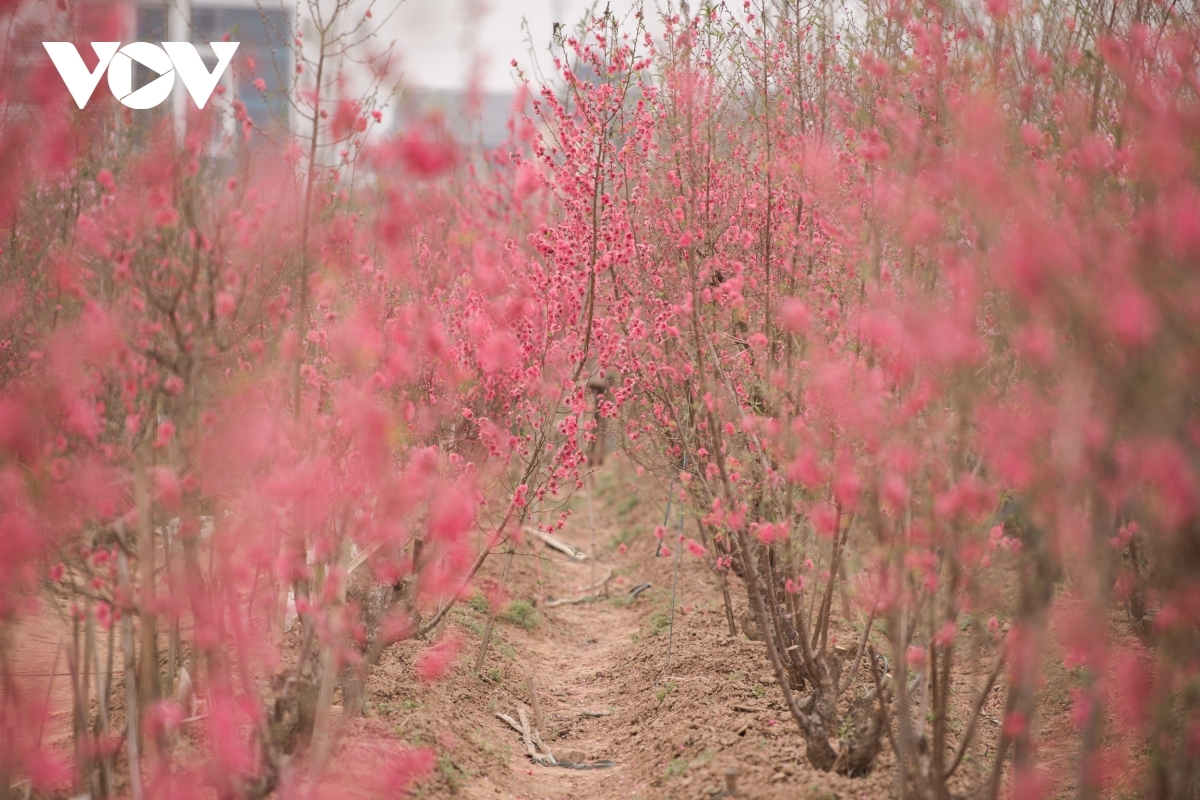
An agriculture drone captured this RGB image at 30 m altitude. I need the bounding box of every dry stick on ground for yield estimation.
[496,712,536,761]
[523,527,587,560]
[496,712,523,734]
[521,706,555,762]
[497,709,554,764]
[475,548,515,673]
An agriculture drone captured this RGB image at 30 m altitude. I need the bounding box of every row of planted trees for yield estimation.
[0,0,598,797]
[520,0,1200,797]
[2,0,1200,798]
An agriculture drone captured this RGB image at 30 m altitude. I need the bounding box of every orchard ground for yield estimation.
[14,455,1137,800]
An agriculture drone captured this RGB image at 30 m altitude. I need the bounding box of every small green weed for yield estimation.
[437,755,467,792]
[502,599,541,630]
[616,493,640,521]
[468,593,490,614]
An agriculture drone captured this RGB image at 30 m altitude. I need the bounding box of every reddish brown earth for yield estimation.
[7,604,81,751]
[11,458,1111,800]
[347,461,1001,800]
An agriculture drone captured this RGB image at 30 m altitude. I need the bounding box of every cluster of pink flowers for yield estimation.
[1,0,1198,796]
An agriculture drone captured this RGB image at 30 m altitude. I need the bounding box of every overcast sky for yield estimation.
[389,0,660,93]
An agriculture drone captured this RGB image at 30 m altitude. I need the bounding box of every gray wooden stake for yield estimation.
[664,486,687,680]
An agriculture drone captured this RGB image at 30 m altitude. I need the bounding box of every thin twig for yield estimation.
[838,608,877,697]
[474,549,514,673]
[654,473,678,558]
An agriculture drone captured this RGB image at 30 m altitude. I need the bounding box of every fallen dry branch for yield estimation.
[544,595,594,607]
[628,582,652,602]
[496,707,555,765]
[520,706,555,762]
[523,527,587,561]
[496,712,523,735]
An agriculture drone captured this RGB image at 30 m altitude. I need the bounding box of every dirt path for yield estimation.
[2,469,1052,800]
[6,602,90,751]
[427,468,900,800]
[459,490,653,800]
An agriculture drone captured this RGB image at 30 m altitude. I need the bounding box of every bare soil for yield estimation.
[345,460,969,800]
[10,457,1110,800]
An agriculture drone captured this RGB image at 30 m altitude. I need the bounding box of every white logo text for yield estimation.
[42,41,240,109]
